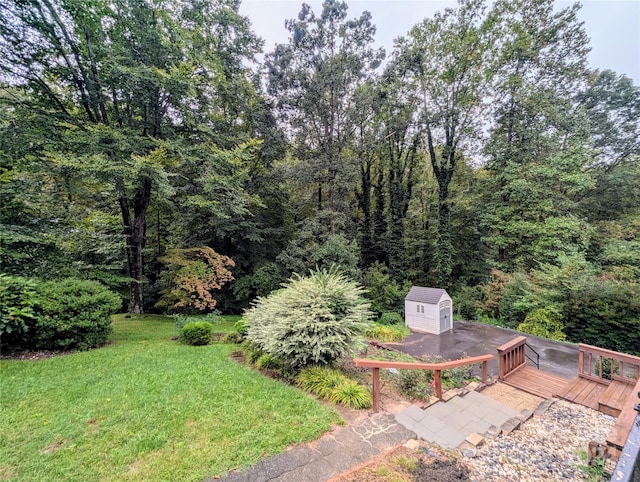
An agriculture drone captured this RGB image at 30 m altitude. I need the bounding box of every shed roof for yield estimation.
[405,286,448,304]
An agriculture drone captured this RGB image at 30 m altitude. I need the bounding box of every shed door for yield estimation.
[439,300,451,332]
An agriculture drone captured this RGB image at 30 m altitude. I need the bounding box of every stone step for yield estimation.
[395,390,521,449]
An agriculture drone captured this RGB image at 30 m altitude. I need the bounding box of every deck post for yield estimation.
[435,370,442,400]
[482,360,488,384]
[372,367,380,413]
[578,349,584,377]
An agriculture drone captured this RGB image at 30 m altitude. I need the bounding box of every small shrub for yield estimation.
[181,321,213,346]
[297,366,345,398]
[397,369,434,400]
[255,353,282,370]
[221,332,243,344]
[32,278,121,350]
[378,312,403,325]
[328,379,372,409]
[365,324,409,343]
[174,312,219,341]
[234,319,247,336]
[241,341,264,365]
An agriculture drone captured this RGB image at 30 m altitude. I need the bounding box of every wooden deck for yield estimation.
[607,377,640,454]
[556,377,609,411]
[499,339,640,460]
[502,365,571,399]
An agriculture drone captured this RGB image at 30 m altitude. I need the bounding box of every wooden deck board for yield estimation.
[599,381,632,417]
[503,365,571,399]
[558,377,608,410]
[607,377,640,451]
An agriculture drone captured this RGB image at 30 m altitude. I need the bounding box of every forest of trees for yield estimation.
[1,0,639,354]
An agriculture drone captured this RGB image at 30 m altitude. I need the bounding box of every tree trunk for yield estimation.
[435,178,453,287]
[117,176,152,314]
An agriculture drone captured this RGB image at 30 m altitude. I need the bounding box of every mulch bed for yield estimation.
[0,349,74,361]
[335,444,470,482]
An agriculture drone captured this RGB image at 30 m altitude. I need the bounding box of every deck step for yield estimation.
[598,380,634,417]
[556,377,608,410]
[502,365,571,399]
[607,377,640,453]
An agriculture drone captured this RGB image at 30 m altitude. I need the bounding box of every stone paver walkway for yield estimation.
[395,390,520,449]
[213,412,414,482]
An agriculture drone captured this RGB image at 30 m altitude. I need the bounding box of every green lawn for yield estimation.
[0,315,341,481]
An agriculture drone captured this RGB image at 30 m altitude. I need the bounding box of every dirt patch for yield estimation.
[0,349,75,361]
[334,443,470,482]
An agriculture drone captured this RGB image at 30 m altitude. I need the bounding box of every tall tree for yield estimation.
[265,0,384,229]
[396,0,488,286]
[0,0,262,313]
[480,0,591,271]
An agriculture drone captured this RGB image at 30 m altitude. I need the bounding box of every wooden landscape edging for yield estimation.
[353,354,493,412]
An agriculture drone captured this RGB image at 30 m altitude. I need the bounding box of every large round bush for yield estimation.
[244,267,373,368]
[32,278,121,350]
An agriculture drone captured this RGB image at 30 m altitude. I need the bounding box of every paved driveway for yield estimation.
[389,320,579,380]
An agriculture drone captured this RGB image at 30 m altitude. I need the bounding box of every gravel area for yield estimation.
[465,399,616,481]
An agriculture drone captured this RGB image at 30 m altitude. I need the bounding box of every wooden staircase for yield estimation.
[497,338,640,460]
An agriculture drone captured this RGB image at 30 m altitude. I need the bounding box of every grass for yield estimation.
[0,314,340,482]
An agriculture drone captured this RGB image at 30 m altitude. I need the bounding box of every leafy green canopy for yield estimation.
[244,267,373,368]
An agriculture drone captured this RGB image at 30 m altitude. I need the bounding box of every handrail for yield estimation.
[525,342,540,370]
[354,354,493,412]
[497,336,527,379]
[578,344,640,385]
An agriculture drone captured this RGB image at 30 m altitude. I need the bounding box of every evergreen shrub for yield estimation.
[378,312,403,325]
[244,267,373,368]
[32,278,121,350]
[181,321,213,346]
[234,319,247,336]
[174,312,219,341]
[0,274,37,347]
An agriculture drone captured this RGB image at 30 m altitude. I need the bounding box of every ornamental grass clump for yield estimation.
[365,324,409,343]
[244,267,373,368]
[297,366,372,409]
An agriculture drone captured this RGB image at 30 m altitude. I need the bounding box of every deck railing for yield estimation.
[497,336,527,379]
[353,354,493,412]
[578,344,640,385]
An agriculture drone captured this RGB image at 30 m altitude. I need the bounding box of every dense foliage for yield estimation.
[0,277,121,351]
[244,268,373,367]
[0,274,37,347]
[180,321,214,346]
[1,0,638,354]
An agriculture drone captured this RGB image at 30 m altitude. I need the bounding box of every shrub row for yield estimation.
[0,275,121,351]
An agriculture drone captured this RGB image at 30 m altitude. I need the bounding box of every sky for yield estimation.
[239,0,640,85]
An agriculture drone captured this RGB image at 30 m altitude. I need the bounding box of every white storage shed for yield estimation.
[404,287,453,334]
